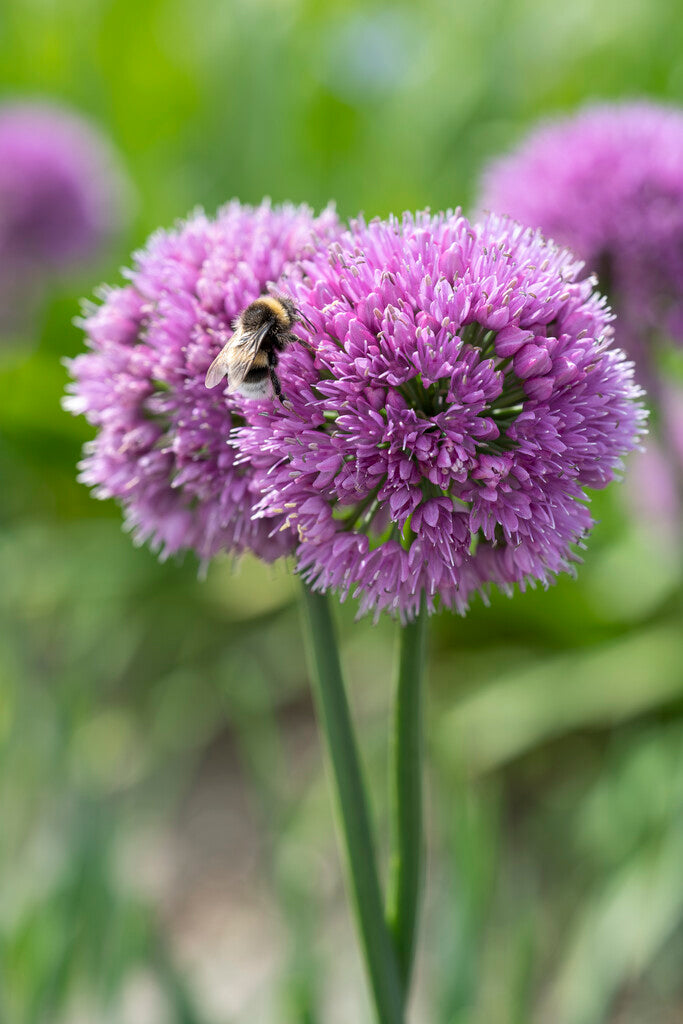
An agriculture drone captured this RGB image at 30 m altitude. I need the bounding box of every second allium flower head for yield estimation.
[65,200,339,562]
[67,203,645,621]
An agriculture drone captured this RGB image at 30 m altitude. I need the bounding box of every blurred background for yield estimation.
[1,0,683,1021]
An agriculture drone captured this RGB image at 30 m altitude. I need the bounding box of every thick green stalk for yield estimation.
[299,585,404,1024]
[386,604,428,992]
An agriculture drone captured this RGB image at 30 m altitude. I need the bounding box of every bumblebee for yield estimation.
[204,295,302,404]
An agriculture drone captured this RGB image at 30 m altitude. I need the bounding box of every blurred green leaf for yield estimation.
[435,624,683,775]
[546,822,683,1024]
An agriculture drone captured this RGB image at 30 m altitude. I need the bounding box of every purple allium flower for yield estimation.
[478,101,683,371]
[238,211,645,621]
[64,200,339,562]
[0,101,129,325]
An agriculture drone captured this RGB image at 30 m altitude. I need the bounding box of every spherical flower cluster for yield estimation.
[65,200,339,562]
[239,211,645,620]
[478,101,683,372]
[0,101,129,326]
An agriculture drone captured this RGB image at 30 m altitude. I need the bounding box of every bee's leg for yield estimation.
[297,310,316,332]
[269,368,287,405]
[267,350,288,406]
[289,331,315,354]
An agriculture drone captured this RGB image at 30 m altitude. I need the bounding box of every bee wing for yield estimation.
[206,322,272,391]
[233,320,272,356]
[226,321,273,392]
[205,346,232,389]
[224,350,257,392]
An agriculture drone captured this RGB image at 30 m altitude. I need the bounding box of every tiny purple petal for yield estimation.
[513,343,553,380]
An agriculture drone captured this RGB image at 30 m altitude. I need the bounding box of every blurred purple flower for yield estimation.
[478,101,683,374]
[0,100,130,326]
[627,383,683,546]
[239,211,645,621]
[65,200,339,562]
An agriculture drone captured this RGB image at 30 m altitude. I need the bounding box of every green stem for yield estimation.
[386,603,428,992]
[299,585,404,1024]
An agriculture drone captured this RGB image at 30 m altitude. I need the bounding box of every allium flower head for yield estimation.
[239,210,645,620]
[479,101,683,367]
[0,100,129,322]
[65,200,339,562]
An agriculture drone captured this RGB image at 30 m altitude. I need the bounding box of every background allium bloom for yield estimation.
[0,101,129,325]
[478,101,683,370]
[240,211,645,620]
[626,384,683,549]
[65,200,339,561]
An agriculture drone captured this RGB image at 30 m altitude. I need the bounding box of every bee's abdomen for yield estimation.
[244,362,268,384]
[244,368,268,385]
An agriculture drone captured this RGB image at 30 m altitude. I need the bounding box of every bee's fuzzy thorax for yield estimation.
[253,294,294,329]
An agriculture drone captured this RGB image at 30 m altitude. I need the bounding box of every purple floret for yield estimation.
[64,200,339,562]
[239,210,646,620]
[479,101,683,372]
